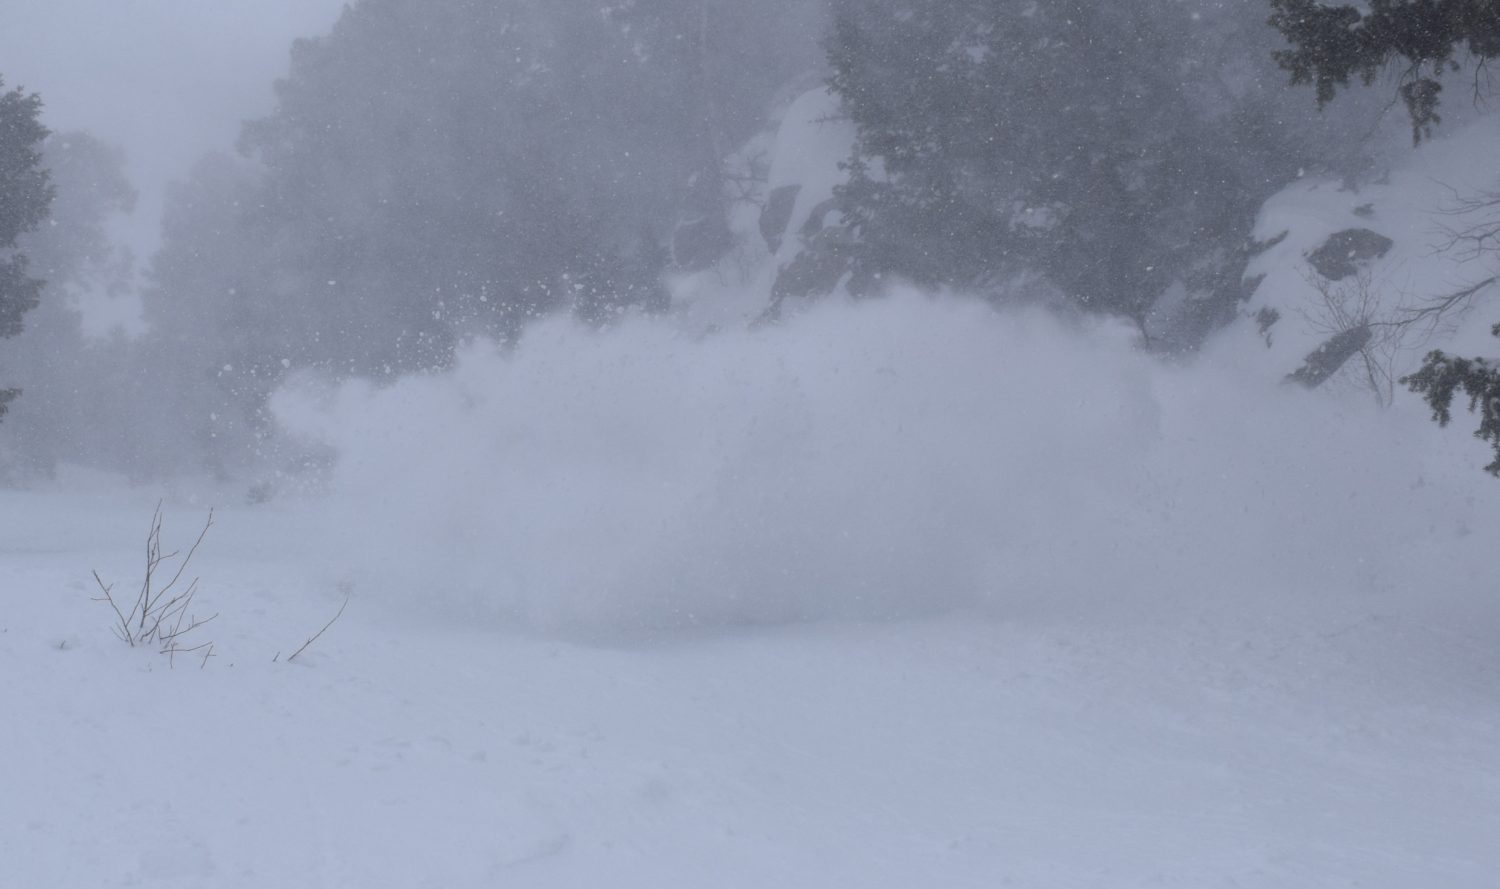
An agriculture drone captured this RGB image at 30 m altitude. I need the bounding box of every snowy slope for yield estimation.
[671,87,858,331]
[6,292,1500,887]
[3,478,1497,888]
[1223,113,1500,386]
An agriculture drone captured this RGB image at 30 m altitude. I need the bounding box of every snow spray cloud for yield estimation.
[272,291,1497,636]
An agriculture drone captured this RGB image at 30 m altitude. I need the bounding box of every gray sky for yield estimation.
[0,0,347,269]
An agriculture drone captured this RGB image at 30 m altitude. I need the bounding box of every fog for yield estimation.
[0,0,1491,628]
[0,0,347,279]
[271,292,1495,636]
[1,0,1492,615]
[2,4,1498,883]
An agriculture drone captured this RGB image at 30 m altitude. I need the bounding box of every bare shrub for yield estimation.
[92,503,217,667]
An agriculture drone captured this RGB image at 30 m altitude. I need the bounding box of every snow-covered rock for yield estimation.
[1217,114,1500,392]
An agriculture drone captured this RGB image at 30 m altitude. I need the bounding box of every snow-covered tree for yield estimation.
[824,0,1334,347]
[1270,0,1500,144]
[0,131,136,476]
[0,76,53,419]
[1271,0,1500,475]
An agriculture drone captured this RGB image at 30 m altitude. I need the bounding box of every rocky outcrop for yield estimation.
[759,185,801,255]
[1285,324,1373,388]
[1306,228,1393,281]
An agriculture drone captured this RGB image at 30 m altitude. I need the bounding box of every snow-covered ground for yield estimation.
[5,290,1499,887]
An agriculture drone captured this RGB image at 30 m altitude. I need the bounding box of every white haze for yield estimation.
[270,291,1499,637]
[4,286,1499,887]
[0,0,346,278]
[3,6,1498,884]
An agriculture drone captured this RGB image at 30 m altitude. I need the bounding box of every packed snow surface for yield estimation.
[5,294,1500,887]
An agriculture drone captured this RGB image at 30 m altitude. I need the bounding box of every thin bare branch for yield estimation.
[92,570,133,647]
[1380,276,1498,338]
[287,595,350,663]
[153,509,214,609]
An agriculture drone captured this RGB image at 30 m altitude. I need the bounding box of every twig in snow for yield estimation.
[287,595,349,663]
